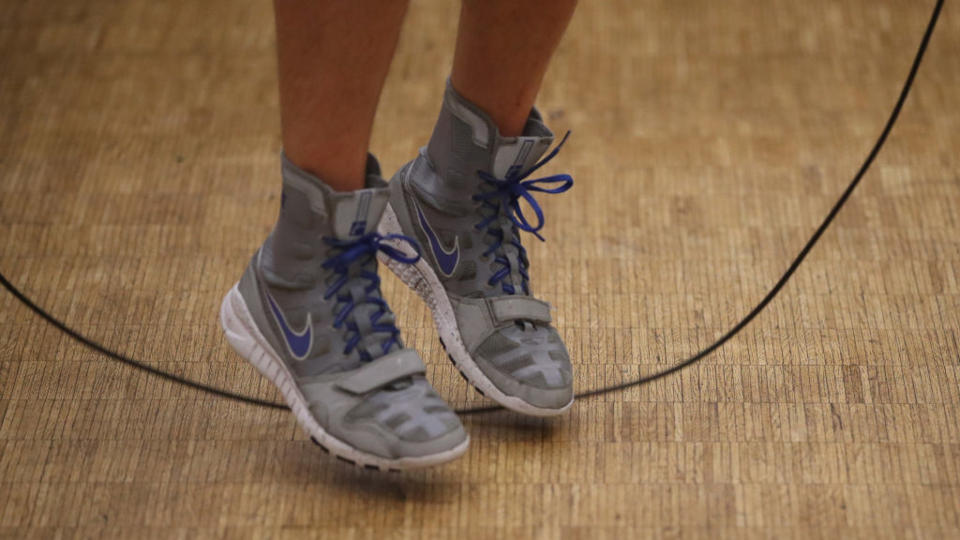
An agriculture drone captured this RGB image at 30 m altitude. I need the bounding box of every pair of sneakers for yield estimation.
[220,83,574,470]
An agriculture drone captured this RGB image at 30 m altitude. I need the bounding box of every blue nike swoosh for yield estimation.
[414,201,459,276]
[266,293,312,360]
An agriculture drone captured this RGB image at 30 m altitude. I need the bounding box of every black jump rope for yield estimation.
[0,0,946,416]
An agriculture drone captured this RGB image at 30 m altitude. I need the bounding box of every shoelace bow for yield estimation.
[321,232,420,360]
[473,132,574,295]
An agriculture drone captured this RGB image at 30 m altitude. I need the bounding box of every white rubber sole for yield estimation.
[219,284,469,470]
[378,204,574,417]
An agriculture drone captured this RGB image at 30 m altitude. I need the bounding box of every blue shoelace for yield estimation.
[321,232,420,361]
[473,132,574,295]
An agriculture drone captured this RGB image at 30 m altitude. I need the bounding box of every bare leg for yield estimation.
[274,0,409,191]
[451,0,578,136]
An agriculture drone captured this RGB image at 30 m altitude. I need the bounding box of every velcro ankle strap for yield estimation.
[336,349,426,394]
[488,296,552,325]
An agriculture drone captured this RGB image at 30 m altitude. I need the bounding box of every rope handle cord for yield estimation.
[0,0,946,415]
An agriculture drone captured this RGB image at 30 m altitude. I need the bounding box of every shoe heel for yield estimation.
[219,284,279,384]
[219,285,253,359]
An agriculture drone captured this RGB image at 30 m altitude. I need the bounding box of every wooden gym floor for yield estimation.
[1,0,959,538]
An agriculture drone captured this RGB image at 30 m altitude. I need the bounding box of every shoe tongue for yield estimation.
[278,152,391,241]
[491,136,553,179]
[328,186,389,240]
[421,82,555,205]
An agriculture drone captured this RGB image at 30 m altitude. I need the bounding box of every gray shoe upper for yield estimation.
[389,82,574,410]
[238,154,465,458]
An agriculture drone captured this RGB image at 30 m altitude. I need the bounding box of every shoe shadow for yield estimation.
[459,407,566,442]
[321,467,464,502]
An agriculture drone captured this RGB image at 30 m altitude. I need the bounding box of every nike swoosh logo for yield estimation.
[414,200,459,277]
[265,292,312,360]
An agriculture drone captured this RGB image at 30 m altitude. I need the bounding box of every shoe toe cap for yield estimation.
[335,378,468,459]
[474,324,574,409]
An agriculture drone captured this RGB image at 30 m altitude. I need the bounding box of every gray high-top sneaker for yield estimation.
[378,82,575,416]
[220,153,468,470]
